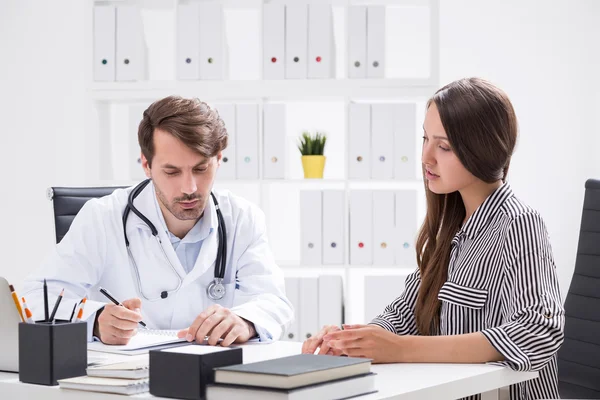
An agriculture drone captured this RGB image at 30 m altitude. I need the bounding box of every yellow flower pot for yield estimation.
[301,155,326,179]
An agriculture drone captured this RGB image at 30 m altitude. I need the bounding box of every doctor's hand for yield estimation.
[302,324,346,356]
[177,304,256,347]
[94,298,144,345]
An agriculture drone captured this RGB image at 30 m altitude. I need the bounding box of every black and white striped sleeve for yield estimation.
[370,268,421,335]
[481,212,565,372]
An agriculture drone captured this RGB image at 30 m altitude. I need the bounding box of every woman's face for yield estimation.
[421,103,478,194]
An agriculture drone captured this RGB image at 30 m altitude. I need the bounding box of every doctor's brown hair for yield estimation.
[415,78,518,335]
[138,96,228,167]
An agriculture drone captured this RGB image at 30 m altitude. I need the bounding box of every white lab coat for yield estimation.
[23,182,293,342]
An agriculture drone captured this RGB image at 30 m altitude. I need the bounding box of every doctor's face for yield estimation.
[142,128,221,221]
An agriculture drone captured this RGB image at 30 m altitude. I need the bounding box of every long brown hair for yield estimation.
[415,78,518,335]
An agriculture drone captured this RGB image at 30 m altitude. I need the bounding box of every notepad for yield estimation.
[88,329,187,354]
[58,376,149,395]
[87,356,149,379]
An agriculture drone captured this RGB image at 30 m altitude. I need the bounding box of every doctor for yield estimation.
[23,95,293,346]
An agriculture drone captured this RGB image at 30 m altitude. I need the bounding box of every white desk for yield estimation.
[0,341,537,400]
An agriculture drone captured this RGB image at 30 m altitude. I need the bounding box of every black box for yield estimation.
[18,321,87,386]
[150,346,243,400]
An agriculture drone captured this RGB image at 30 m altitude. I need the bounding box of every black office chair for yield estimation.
[47,186,126,243]
[557,179,600,398]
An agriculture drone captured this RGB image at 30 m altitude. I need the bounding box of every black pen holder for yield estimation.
[18,321,87,386]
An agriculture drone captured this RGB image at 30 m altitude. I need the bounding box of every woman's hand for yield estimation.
[322,324,405,363]
[301,325,346,355]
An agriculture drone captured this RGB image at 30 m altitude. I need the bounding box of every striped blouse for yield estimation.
[371,183,565,400]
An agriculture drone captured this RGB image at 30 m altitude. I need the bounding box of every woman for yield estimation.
[302,78,565,400]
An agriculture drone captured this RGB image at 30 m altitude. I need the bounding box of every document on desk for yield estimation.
[88,329,187,355]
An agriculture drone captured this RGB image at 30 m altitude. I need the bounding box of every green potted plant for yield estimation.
[297,131,327,179]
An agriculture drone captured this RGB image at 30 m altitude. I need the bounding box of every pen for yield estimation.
[74,297,87,322]
[49,289,64,322]
[43,279,49,322]
[8,284,24,322]
[21,297,35,324]
[69,302,78,322]
[99,287,147,328]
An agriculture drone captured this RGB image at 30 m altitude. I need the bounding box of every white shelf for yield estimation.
[87,79,438,102]
[121,0,432,10]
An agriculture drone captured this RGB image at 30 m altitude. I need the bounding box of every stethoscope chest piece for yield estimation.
[207,278,226,300]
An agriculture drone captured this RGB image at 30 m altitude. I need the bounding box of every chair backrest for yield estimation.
[558,178,600,398]
[48,186,127,243]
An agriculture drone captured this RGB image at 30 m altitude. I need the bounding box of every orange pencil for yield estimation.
[9,284,24,322]
[75,297,87,322]
[21,297,35,324]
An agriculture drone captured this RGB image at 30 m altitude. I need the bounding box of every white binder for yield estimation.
[299,277,319,340]
[128,104,147,181]
[262,3,285,80]
[395,190,418,266]
[283,277,300,341]
[263,103,286,179]
[176,3,200,80]
[308,4,335,79]
[350,191,373,265]
[364,274,408,323]
[318,275,343,328]
[370,104,394,179]
[300,190,322,265]
[322,190,345,265]
[116,5,146,81]
[366,6,386,79]
[235,104,259,179]
[216,104,236,180]
[348,103,371,179]
[93,5,116,82]
[347,6,367,79]
[199,2,227,80]
[393,103,417,180]
[373,191,396,265]
[285,4,308,79]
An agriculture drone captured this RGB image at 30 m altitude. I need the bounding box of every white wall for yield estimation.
[439,0,600,299]
[0,0,87,289]
[1,0,598,300]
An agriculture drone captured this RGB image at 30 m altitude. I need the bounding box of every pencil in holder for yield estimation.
[18,320,87,386]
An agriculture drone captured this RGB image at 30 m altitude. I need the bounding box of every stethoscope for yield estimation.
[122,179,228,302]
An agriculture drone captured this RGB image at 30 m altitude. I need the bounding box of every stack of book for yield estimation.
[58,357,150,395]
[206,354,377,400]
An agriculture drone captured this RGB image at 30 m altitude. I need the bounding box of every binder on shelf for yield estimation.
[350,190,373,265]
[262,3,285,80]
[322,190,345,265]
[93,5,116,82]
[318,275,343,328]
[308,4,335,79]
[300,190,322,265]
[283,277,300,341]
[285,4,308,79]
[235,104,259,180]
[348,103,371,179]
[176,3,200,80]
[129,104,148,181]
[366,6,386,79]
[364,274,408,322]
[216,104,236,180]
[373,191,395,265]
[393,103,418,180]
[115,5,146,82]
[347,6,367,79]
[395,190,418,266]
[370,104,394,179]
[199,2,228,80]
[299,277,319,340]
[263,103,286,179]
